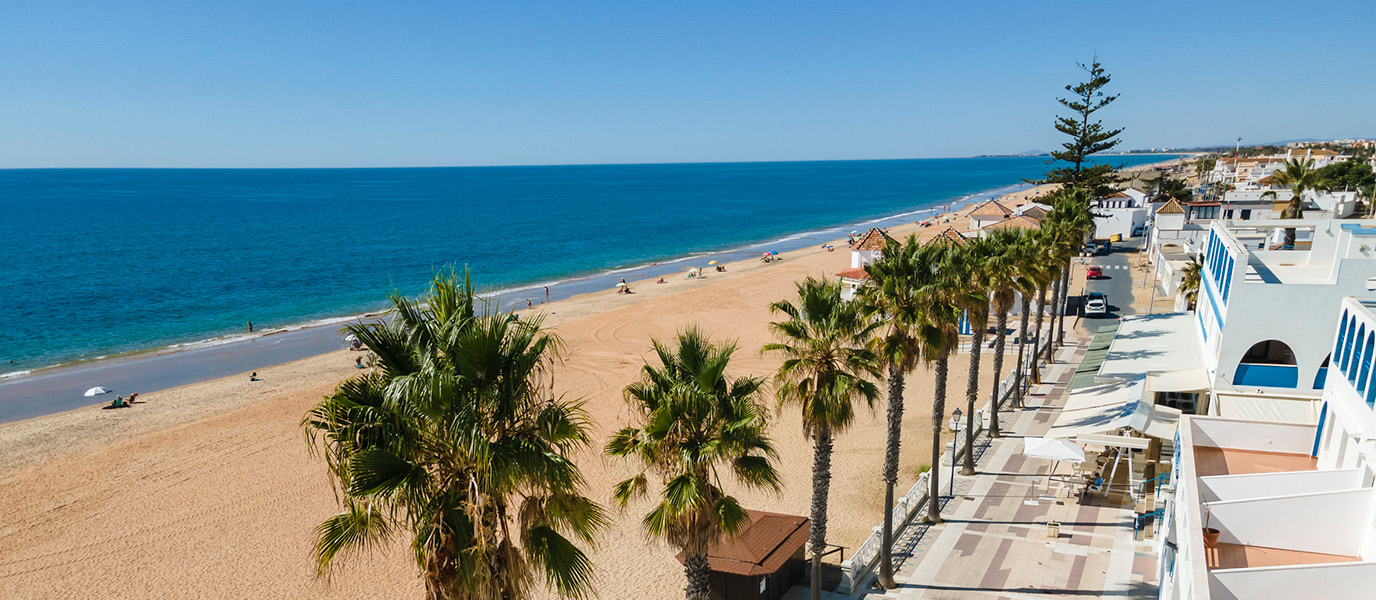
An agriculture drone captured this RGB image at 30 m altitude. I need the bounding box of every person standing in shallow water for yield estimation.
[247,321,253,333]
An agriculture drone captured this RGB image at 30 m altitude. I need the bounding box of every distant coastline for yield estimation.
[0,155,1182,406]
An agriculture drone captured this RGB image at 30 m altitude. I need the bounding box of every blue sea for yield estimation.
[0,156,1175,375]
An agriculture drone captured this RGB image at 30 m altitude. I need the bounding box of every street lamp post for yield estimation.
[950,407,964,497]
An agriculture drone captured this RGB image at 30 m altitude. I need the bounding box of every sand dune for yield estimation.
[0,215,1017,599]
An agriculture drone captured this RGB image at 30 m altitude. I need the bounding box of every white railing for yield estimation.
[838,410,985,592]
[837,332,1059,592]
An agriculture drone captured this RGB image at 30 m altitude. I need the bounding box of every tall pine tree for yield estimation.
[1031,58,1124,201]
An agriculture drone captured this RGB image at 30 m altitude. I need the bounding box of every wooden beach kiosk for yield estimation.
[676,510,810,600]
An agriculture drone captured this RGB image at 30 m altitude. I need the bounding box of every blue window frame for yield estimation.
[1359,335,1374,393]
[1342,319,1358,372]
[1336,312,1349,356]
[1350,325,1367,383]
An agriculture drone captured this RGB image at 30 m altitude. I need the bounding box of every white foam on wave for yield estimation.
[0,369,33,380]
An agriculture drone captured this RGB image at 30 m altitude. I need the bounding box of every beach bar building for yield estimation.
[1157,296,1376,600]
[837,227,894,301]
[676,510,810,600]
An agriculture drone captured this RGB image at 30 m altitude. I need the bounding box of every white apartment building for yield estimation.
[1158,296,1376,600]
[1094,188,1150,240]
[1195,219,1376,399]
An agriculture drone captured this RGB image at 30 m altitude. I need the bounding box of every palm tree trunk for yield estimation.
[1031,285,1047,384]
[878,365,904,589]
[962,324,982,475]
[1056,260,1071,347]
[685,552,710,600]
[926,352,948,524]
[1015,295,1031,408]
[1045,273,1061,363]
[989,309,1009,437]
[809,428,833,600]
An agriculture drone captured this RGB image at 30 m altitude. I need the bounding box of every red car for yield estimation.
[1086,266,1103,279]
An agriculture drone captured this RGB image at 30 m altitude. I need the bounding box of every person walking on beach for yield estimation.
[544,286,549,302]
[247,321,253,333]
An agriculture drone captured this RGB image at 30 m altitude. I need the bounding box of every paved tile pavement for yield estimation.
[851,336,1160,600]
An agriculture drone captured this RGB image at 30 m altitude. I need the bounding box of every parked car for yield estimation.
[1084,292,1108,316]
[1086,266,1103,279]
[1083,243,1099,256]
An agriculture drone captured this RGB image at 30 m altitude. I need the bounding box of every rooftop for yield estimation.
[677,510,809,576]
[851,227,894,251]
[1194,447,1317,477]
[1206,542,1359,570]
[1096,313,1204,383]
[965,199,1013,218]
[977,215,1041,232]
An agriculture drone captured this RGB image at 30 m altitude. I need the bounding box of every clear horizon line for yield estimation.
[0,151,1190,171]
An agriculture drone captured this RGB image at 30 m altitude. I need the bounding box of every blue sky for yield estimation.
[2,1,1373,167]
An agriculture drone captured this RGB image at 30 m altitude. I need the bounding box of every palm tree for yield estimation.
[1045,193,1095,355]
[958,238,995,475]
[906,242,983,523]
[856,237,931,589]
[1263,159,1321,249]
[1178,256,1202,310]
[1028,229,1058,384]
[1011,232,1049,407]
[302,271,606,600]
[606,328,780,600]
[764,277,881,600]
[979,230,1027,438]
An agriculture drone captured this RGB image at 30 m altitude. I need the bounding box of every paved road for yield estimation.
[1073,236,1143,337]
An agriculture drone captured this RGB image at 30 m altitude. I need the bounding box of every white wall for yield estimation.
[1209,561,1376,600]
[1208,488,1373,556]
[1199,469,1364,502]
[1190,417,1316,454]
[1094,207,1147,240]
[1207,222,1376,392]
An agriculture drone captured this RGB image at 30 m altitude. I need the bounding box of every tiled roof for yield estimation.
[836,267,872,280]
[1018,206,1048,221]
[676,510,810,576]
[925,227,969,247]
[852,227,894,251]
[1156,199,1186,214]
[978,215,1040,232]
[965,199,1013,218]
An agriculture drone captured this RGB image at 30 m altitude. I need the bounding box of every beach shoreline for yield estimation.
[0,179,1042,423]
[0,157,1185,599]
[1,156,1188,388]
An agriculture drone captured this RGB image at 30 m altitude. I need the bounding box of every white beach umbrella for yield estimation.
[84,386,112,397]
[1023,436,1085,498]
[1022,437,1085,462]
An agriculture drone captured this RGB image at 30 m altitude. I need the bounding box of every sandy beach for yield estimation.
[0,176,1133,598]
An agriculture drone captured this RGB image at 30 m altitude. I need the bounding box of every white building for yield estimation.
[1195,219,1376,400]
[1094,188,1151,240]
[964,199,1014,230]
[836,227,893,301]
[1158,296,1376,600]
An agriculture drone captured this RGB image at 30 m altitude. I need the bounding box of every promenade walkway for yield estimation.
[859,334,1159,599]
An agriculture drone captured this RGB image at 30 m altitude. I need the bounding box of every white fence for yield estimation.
[836,332,1053,593]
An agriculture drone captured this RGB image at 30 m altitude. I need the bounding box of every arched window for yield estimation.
[1336,312,1350,357]
[1350,325,1367,383]
[1314,353,1332,389]
[1341,319,1359,372]
[1235,339,1299,388]
[1223,257,1234,302]
[1359,334,1374,393]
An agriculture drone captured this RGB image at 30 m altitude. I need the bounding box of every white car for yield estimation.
[1085,292,1108,316]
